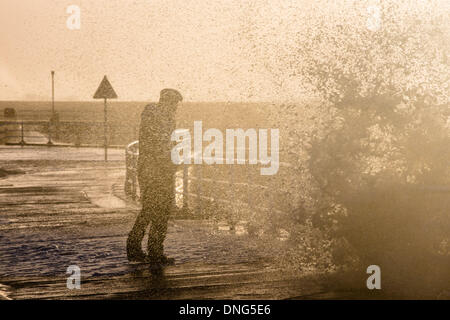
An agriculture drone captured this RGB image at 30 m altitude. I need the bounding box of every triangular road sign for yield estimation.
[93,76,118,99]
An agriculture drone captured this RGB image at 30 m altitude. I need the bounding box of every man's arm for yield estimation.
[138,104,156,154]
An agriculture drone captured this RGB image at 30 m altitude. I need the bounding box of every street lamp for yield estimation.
[48,70,55,145]
[51,71,55,116]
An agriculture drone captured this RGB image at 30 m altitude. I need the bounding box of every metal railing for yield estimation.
[0,120,53,145]
[0,120,138,148]
[124,140,298,221]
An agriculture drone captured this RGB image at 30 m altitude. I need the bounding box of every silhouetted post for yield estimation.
[247,162,252,210]
[229,165,235,202]
[268,176,274,214]
[75,125,81,147]
[47,71,55,145]
[196,165,203,216]
[183,165,189,211]
[47,120,53,145]
[20,121,25,145]
[51,71,55,116]
[131,167,137,200]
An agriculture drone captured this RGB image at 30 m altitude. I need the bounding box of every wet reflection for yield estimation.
[129,264,169,298]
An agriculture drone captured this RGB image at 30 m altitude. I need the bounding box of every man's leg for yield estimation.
[147,206,170,260]
[127,209,151,261]
[147,179,174,263]
[126,184,152,261]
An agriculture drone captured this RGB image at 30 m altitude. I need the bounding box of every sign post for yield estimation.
[93,75,118,161]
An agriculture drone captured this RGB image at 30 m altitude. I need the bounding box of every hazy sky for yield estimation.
[0,0,296,102]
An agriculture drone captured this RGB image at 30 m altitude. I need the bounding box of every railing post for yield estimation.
[55,121,60,140]
[20,121,25,145]
[183,164,189,211]
[196,165,203,216]
[75,125,81,147]
[0,124,5,145]
[268,176,274,214]
[131,167,137,201]
[229,164,235,203]
[247,161,252,210]
[2,124,7,145]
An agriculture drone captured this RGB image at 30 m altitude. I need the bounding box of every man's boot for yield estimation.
[126,237,147,262]
[146,253,175,266]
[159,254,175,266]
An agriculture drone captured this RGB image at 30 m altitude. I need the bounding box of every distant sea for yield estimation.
[0,101,275,130]
[0,100,287,148]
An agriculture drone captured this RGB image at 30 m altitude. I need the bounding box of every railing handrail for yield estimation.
[124,139,296,219]
[124,140,450,221]
[0,119,137,126]
[1,120,139,148]
[125,140,292,167]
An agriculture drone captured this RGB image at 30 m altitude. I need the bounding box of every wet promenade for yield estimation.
[0,146,322,299]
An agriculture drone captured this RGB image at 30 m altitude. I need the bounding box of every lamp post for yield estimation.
[51,71,55,116]
[47,70,55,145]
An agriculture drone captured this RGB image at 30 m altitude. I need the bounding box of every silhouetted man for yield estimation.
[127,88,183,265]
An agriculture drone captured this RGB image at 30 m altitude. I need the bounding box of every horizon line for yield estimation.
[0,99,317,104]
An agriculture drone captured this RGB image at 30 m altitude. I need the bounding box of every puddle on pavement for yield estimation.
[88,193,127,209]
[0,284,12,300]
